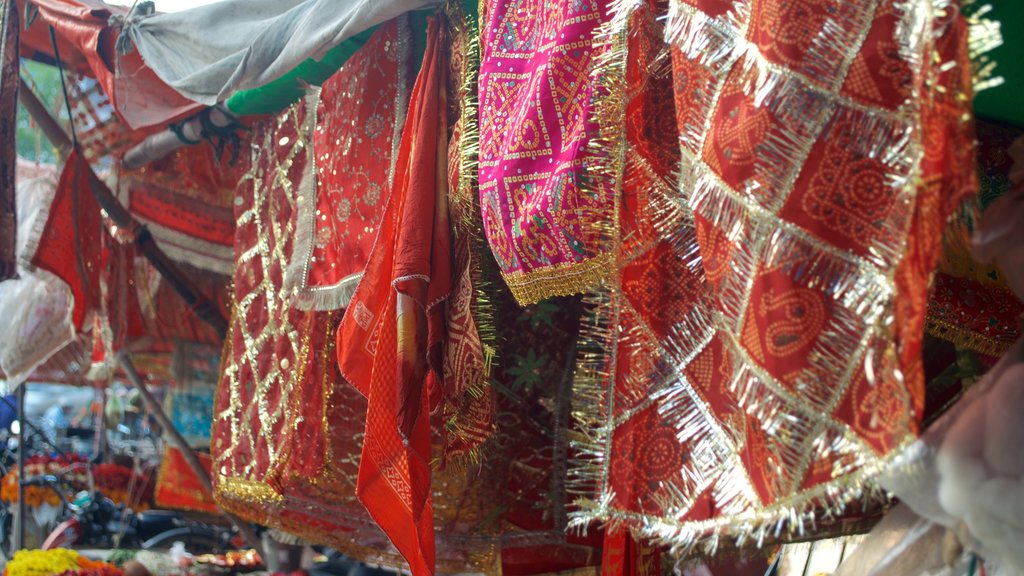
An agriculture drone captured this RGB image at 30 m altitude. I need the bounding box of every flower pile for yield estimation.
[2,549,122,576]
[0,455,155,511]
[93,463,154,511]
[59,555,125,576]
[0,454,87,508]
[2,549,81,576]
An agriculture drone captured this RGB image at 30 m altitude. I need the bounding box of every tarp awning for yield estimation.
[122,0,437,105]
[18,0,203,129]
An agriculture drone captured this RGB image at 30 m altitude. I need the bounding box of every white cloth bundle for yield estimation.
[0,165,75,386]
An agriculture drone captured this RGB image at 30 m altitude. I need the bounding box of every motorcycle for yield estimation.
[23,474,239,552]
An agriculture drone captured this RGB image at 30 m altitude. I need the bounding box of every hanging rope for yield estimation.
[22,1,37,29]
[109,0,154,56]
[47,25,77,151]
[198,106,246,165]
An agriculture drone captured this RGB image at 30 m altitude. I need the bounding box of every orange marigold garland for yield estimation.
[3,549,122,576]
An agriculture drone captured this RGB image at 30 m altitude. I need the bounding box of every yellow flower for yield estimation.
[4,548,82,576]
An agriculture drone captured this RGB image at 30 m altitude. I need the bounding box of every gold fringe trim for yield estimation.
[502,253,616,306]
[214,476,284,526]
[925,317,1013,358]
[440,0,500,469]
[446,0,481,234]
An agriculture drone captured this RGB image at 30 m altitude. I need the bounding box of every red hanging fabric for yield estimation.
[30,150,103,331]
[601,529,660,576]
[336,16,449,576]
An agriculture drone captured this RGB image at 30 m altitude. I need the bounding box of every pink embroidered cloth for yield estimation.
[477,0,614,305]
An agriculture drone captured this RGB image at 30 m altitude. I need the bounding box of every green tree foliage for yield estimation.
[16,59,65,164]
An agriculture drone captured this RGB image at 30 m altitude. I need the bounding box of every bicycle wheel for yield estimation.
[141,527,225,554]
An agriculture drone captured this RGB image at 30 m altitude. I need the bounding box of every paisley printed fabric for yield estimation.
[570,0,979,551]
[287,19,410,311]
[477,0,615,305]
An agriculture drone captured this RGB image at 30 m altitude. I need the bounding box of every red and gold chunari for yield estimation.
[155,447,218,514]
[124,143,242,275]
[286,20,409,311]
[212,15,594,574]
[569,0,981,552]
[210,98,380,552]
[30,151,103,331]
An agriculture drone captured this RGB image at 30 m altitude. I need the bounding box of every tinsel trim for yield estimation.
[566,0,776,539]
[963,1,1004,93]
[573,447,901,556]
[568,0,994,556]
[565,0,633,525]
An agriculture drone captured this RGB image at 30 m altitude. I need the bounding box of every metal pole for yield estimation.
[93,386,105,462]
[13,383,24,552]
[17,77,70,158]
[117,352,264,558]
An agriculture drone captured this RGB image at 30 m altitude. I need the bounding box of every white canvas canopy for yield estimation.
[122,0,438,105]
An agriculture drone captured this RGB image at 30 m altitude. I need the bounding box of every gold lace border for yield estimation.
[501,252,614,305]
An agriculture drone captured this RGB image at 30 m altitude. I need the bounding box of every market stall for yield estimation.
[1,0,1022,574]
